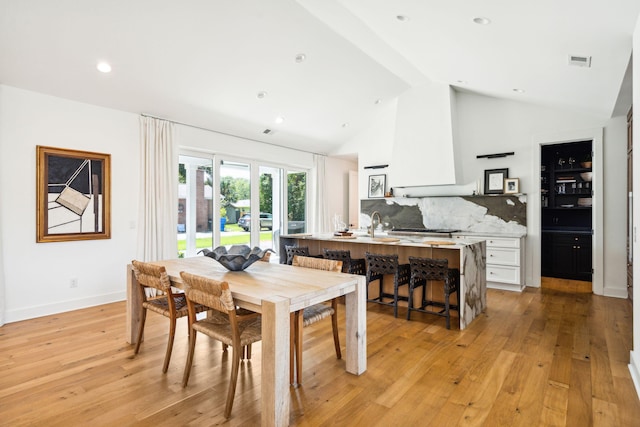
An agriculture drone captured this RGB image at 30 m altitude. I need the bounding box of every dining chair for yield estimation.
[290,255,343,386]
[407,256,460,329]
[323,248,366,275]
[364,252,411,318]
[131,260,207,373]
[180,271,262,419]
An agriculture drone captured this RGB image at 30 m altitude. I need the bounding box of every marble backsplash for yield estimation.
[361,195,526,234]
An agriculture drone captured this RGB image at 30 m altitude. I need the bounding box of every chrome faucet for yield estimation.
[370,211,382,238]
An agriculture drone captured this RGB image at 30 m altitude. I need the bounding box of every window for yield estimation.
[178,151,308,259]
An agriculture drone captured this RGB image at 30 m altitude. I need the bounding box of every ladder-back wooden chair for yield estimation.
[131,260,207,373]
[290,255,343,386]
[180,272,262,419]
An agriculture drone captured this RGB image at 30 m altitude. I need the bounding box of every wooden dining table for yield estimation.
[125,256,367,427]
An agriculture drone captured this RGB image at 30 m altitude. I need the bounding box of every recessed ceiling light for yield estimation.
[257,91,267,99]
[342,123,349,128]
[96,61,112,73]
[473,17,491,25]
[513,88,525,93]
[275,116,285,124]
[295,53,306,63]
[396,15,409,22]
[374,99,382,105]
[456,80,467,84]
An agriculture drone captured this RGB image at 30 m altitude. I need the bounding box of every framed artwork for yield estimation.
[504,178,520,194]
[368,174,386,198]
[36,146,111,243]
[484,168,509,194]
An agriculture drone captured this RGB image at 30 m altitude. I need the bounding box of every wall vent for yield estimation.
[568,55,591,67]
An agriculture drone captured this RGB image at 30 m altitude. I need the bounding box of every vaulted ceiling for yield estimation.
[1,0,638,154]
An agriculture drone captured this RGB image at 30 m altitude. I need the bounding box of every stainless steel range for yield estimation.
[387,227,460,238]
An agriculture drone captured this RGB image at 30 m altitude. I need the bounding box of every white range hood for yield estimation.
[389,81,462,188]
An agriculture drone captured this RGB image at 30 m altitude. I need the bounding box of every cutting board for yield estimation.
[373,237,401,243]
[423,240,456,245]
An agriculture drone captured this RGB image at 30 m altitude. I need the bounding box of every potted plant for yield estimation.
[580,152,592,169]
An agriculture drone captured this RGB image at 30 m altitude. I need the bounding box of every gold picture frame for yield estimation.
[36,146,111,243]
[504,177,520,194]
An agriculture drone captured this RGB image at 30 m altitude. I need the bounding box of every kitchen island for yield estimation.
[280,233,486,329]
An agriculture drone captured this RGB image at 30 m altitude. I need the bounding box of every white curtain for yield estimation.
[310,154,329,233]
[137,116,178,261]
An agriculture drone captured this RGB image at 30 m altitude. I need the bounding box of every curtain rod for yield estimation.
[140,113,326,157]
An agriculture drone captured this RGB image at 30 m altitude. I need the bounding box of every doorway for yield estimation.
[540,141,593,283]
[533,127,603,295]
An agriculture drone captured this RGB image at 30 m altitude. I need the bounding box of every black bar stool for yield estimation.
[364,252,410,318]
[407,256,460,329]
[323,249,366,275]
[285,245,309,265]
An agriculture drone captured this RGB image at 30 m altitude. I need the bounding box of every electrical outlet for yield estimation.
[70,278,78,288]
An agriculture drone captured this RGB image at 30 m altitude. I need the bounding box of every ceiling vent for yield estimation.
[568,55,592,68]
[263,128,273,135]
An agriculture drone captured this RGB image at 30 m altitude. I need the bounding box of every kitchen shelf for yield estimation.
[541,141,593,281]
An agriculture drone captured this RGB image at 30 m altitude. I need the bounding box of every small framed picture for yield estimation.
[484,168,509,194]
[504,178,520,194]
[368,174,386,198]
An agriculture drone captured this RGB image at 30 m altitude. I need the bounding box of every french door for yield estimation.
[179,151,307,260]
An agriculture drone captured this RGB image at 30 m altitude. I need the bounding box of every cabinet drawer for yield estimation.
[487,247,520,266]
[485,237,520,249]
[487,265,521,284]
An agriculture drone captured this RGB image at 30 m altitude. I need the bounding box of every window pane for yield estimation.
[287,171,307,234]
[259,166,282,254]
[178,155,213,258]
[220,160,250,248]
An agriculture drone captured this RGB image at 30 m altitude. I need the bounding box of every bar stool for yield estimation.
[407,256,460,329]
[323,249,366,275]
[364,252,411,318]
[285,245,309,265]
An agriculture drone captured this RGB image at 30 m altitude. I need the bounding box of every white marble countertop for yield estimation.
[452,231,527,238]
[281,233,482,248]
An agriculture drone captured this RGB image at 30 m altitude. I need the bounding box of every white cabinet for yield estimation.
[455,235,526,292]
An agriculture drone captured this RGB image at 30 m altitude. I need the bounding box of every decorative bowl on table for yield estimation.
[199,245,274,271]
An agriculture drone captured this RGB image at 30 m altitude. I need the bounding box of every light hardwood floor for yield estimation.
[1,281,639,426]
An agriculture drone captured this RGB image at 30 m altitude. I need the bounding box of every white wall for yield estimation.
[630,13,640,398]
[333,98,397,203]
[0,85,355,323]
[325,156,357,230]
[456,92,627,296]
[339,88,628,295]
[602,116,629,296]
[0,85,140,323]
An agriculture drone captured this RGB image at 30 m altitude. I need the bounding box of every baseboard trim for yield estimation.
[603,287,629,299]
[629,350,640,400]
[487,282,525,292]
[4,291,126,324]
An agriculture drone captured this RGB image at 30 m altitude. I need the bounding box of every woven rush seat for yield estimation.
[407,256,460,329]
[131,260,208,373]
[143,293,188,317]
[300,303,334,326]
[323,249,366,275]
[365,252,411,318]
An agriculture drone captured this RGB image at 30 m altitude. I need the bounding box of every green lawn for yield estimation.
[177,229,273,251]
